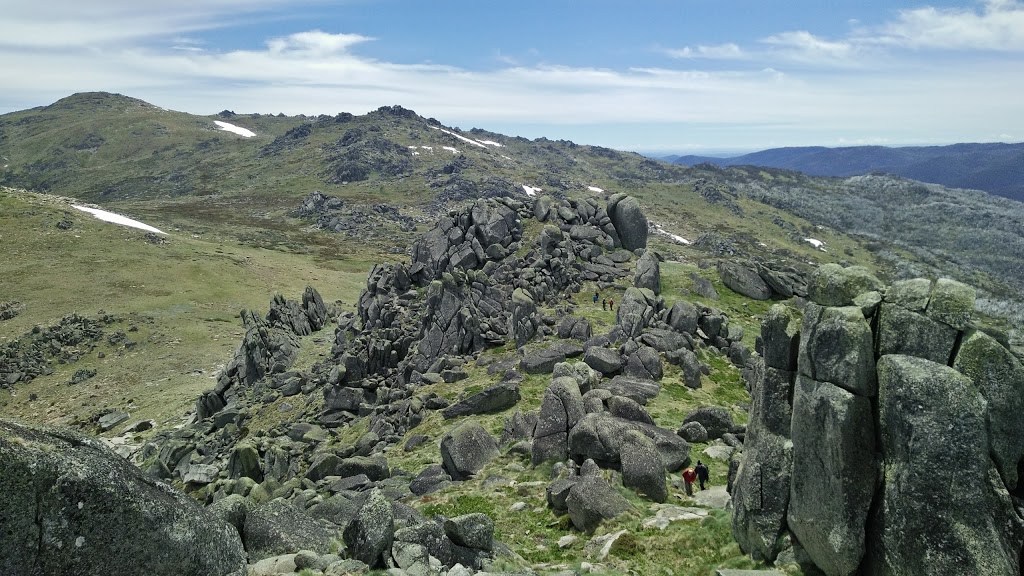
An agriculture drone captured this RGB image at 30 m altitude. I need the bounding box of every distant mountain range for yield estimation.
[664,143,1024,202]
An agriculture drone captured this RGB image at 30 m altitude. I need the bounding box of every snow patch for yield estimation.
[588,186,604,193]
[522,185,542,197]
[213,120,255,138]
[430,125,488,149]
[804,237,827,251]
[421,146,433,151]
[442,146,460,154]
[652,223,690,245]
[477,140,504,147]
[72,205,165,234]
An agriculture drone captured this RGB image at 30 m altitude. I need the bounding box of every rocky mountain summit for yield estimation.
[731,264,1024,575]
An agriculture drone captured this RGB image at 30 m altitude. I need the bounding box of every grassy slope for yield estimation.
[0,188,374,427]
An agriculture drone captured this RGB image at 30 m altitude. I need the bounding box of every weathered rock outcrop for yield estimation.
[732,267,1024,576]
[0,419,246,576]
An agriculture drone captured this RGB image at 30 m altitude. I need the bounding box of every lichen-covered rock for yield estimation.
[616,287,658,339]
[634,250,661,294]
[788,376,876,576]
[667,300,699,335]
[624,345,663,380]
[440,421,499,480]
[954,330,1024,490]
[807,264,884,307]
[568,412,689,471]
[566,476,632,533]
[718,261,772,300]
[442,381,520,419]
[927,277,975,330]
[682,406,734,440]
[797,304,876,397]
[677,421,708,443]
[731,431,792,562]
[876,303,957,364]
[584,347,623,375]
[870,355,1022,576]
[607,195,648,251]
[444,513,494,551]
[761,304,799,371]
[620,430,667,503]
[343,489,394,568]
[244,498,337,562]
[0,419,245,576]
[532,377,585,464]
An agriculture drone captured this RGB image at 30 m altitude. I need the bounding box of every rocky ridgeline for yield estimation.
[74,190,767,575]
[731,264,1024,575]
[0,312,116,388]
[294,190,417,238]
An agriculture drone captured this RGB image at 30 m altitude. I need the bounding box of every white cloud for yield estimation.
[760,31,864,66]
[868,0,1024,51]
[666,43,746,60]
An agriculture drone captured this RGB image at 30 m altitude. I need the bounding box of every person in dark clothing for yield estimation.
[602,298,607,311]
[593,291,600,305]
[608,298,614,311]
[695,460,710,490]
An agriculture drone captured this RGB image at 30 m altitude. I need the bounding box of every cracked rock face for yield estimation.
[0,419,245,576]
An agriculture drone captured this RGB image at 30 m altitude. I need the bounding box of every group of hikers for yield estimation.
[592,291,614,311]
[681,460,710,496]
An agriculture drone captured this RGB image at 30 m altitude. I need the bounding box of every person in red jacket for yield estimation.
[682,467,697,496]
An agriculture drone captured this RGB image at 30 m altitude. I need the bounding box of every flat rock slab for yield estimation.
[690,485,730,509]
[642,505,708,530]
[702,445,735,461]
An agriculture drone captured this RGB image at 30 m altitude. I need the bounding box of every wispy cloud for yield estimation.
[666,0,1024,67]
[665,43,746,60]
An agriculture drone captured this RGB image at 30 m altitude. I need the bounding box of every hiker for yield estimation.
[682,467,697,496]
[602,298,607,311]
[593,291,599,305]
[608,298,614,311]
[695,460,710,490]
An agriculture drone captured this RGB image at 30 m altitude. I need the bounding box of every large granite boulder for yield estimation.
[667,300,699,335]
[584,347,624,375]
[568,412,689,471]
[442,381,520,419]
[682,406,734,440]
[244,498,337,562]
[343,489,395,568]
[532,377,585,464]
[806,264,884,307]
[616,287,658,339]
[797,304,876,397]
[620,430,667,502]
[876,303,958,364]
[0,419,246,576]
[870,355,1022,575]
[954,330,1024,490]
[566,476,632,533]
[731,432,792,562]
[440,421,499,480]
[788,376,876,576]
[761,304,799,371]
[607,195,648,251]
[634,250,661,294]
[718,261,772,300]
[596,375,661,405]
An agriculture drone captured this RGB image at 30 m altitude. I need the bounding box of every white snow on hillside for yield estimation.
[213,121,256,138]
[477,140,503,147]
[442,146,460,154]
[421,146,433,151]
[588,186,604,193]
[522,185,542,197]
[430,125,488,149]
[652,223,690,245]
[804,237,826,251]
[72,205,165,234]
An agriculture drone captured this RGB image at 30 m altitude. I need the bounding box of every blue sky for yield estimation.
[1,0,1021,153]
